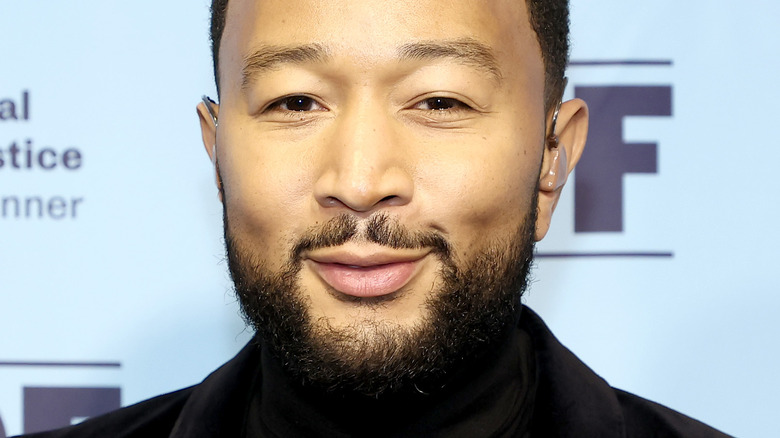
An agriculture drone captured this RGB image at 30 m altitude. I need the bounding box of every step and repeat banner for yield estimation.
[2,1,778,436]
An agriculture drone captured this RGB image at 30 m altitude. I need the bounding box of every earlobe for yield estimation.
[535,97,589,241]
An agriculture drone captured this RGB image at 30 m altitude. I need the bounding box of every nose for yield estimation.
[313,104,414,214]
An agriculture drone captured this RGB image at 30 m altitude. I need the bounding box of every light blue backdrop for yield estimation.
[2,1,778,436]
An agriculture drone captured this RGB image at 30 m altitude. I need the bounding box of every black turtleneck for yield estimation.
[17,306,732,437]
[242,322,538,438]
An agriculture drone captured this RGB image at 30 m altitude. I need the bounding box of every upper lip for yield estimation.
[305,246,430,267]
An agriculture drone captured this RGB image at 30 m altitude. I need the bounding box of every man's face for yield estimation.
[199,0,585,394]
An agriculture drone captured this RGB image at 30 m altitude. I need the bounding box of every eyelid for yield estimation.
[261,93,329,113]
[406,92,486,112]
[397,92,489,129]
[414,97,472,112]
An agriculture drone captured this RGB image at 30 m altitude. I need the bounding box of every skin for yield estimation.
[197,0,588,336]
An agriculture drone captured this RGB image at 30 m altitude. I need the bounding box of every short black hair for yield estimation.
[209,0,569,111]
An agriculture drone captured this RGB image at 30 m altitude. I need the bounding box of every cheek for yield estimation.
[218,134,315,264]
[415,133,540,252]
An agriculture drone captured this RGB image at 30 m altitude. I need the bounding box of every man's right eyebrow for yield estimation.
[241,44,330,89]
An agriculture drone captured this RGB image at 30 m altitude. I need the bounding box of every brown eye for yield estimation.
[280,96,318,111]
[424,97,457,110]
[415,97,472,112]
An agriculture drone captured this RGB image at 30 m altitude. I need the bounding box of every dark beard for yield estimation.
[224,198,537,397]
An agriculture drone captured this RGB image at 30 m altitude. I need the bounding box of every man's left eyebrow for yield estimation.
[241,43,330,89]
[397,38,503,83]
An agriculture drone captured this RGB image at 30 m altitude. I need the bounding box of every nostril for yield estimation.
[323,196,342,207]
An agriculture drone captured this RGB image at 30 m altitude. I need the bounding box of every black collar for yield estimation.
[246,322,536,437]
[169,306,626,437]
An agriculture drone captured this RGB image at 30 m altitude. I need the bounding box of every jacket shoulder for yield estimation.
[16,386,195,438]
[614,389,732,437]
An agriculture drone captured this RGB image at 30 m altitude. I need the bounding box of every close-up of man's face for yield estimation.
[5,0,760,435]
[198,0,587,396]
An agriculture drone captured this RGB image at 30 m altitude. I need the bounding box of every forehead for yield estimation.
[219,0,543,92]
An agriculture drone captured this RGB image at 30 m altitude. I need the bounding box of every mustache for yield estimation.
[291,213,451,261]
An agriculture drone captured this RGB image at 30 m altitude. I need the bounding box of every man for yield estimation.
[19,0,730,436]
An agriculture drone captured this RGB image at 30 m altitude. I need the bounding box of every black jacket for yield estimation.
[18,307,732,437]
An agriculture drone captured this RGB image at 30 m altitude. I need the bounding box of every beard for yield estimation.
[224,195,537,397]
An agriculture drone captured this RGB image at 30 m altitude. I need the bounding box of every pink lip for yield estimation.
[307,250,428,298]
[311,261,419,298]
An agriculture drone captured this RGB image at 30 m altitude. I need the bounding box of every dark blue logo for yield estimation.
[574,85,673,232]
[0,360,121,435]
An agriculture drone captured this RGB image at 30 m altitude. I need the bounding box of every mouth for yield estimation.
[305,247,430,299]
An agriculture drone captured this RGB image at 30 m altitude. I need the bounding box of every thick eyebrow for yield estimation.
[240,39,502,89]
[397,38,503,83]
[242,43,330,89]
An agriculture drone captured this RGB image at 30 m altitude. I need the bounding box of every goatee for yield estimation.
[224,197,537,397]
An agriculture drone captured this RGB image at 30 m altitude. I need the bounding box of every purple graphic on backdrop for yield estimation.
[23,387,120,434]
[0,90,29,121]
[0,412,6,438]
[0,140,82,170]
[574,86,672,232]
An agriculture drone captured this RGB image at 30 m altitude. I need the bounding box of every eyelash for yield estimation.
[263,95,325,114]
[413,97,473,112]
[260,94,476,123]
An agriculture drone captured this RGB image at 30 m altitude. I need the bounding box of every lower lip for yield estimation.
[310,261,420,298]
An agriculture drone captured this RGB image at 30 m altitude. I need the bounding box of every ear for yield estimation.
[535,98,588,241]
[196,101,223,202]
